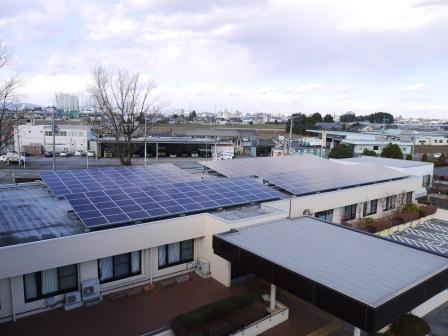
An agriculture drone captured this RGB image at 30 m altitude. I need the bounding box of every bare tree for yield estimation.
[0,42,22,152]
[90,66,158,165]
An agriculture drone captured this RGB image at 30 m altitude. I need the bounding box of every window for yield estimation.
[363,199,378,216]
[315,209,333,222]
[23,264,78,302]
[373,145,379,150]
[158,239,194,269]
[343,204,357,221]
[98,251,141,283]
[406,192,413,204]
[422,175,431,187]
[383,196,396,211]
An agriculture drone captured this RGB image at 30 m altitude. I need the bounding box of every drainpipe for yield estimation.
[270,284,276,311]
[10,278,16,323]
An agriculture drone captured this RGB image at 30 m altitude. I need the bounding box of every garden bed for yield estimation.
[353,204,437,233]
[170,292,269,336]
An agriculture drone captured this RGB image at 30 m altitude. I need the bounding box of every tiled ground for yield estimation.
[0,273,352,336]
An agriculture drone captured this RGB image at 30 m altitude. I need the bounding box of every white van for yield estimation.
[219,152,234,160]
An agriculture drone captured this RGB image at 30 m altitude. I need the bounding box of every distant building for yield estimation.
[55,93,80,119]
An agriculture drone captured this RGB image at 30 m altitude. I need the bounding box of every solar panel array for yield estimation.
[64,177,283,229]
[39,165,199,196]
[388,219,448,256]
[203,156,408,196]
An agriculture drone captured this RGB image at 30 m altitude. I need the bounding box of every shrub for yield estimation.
[381,143,403,159]
[170,292,268,336]
[390,314,430,336]
[329,144,354,159]
[401,203,419,215]
[421,153,428,162]
[418,204,437,218]
[362,148,377,157]
[405,154,413,160]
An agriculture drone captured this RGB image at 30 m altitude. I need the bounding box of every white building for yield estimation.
[340,139,413,156]
[0,157,446,335]
[337,156,433,198]
[16,124,93,154]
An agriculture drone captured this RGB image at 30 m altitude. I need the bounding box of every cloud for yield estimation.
[401,83,426,92]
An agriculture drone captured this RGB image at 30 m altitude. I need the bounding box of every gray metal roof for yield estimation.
[0,184,84,247]
[219,217,448,307]
[341,156,433,168]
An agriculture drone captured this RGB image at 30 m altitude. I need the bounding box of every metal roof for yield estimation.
[0,184,84,247]
[216,217,448,308]
[340,156,433,168]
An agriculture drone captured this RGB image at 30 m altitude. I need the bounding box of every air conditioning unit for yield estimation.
[196,258,211,278]
[64,291,83,311]
[81,278,100,302]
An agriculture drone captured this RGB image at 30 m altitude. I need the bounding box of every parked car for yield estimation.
[44,151,54,157]
[433,153,442,159]
[169,154,177,158]
[59,151,69,157]
[191,152,199,157]
[219,152,234,160]
[103,151,113,158]
[75,150,86,156]
[0,153,26,165]
[87,150,95,157]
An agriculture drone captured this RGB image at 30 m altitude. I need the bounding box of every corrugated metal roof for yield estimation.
[341,156,432,168]
[219,217,448,307]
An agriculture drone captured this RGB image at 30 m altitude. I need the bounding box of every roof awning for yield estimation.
[213,217,448,333]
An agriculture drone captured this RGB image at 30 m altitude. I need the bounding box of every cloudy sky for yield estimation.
[1,0,448,117]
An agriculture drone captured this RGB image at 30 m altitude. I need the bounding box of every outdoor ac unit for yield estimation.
[196,258,211,278]
[81,278,100,301]
[64,291,83,311]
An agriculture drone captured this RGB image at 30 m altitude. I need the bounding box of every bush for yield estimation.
[170,292,268,336]
[421,153,428,162]
[401,203,419,215]
[329,144,354,159]
[362,149,377,157]
[405,154,413,160]
[418,204,437,218]
[390,314,430,336]
[381,143,403,159]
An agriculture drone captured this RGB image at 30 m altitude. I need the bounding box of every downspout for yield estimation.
[10,278,16,323]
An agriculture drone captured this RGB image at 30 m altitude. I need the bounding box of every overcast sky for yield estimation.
[1,0,448,118]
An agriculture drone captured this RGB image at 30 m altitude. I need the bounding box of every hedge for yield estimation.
[170,292,268,336]
[390,314,430,336]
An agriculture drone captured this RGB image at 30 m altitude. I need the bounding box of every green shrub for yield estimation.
[362,149,377,157]
[405,154,413,160]
[381,143,403,159]
[170,292,267,336]
[401,203,419,214]
[421,153,428,162]
[329,144,354,159]
[390,314,430,336]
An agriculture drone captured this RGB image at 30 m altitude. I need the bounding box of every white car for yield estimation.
[60,151,69,157]
[87,150,95,157]
[191,152,199,157]
[0,153,26,164]
[219,152,234,160]
[74,150,85,156]
[433,153,442,159]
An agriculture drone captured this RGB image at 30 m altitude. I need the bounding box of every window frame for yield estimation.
[315,209,333,222]
[406,192,413,204]
[383,195,396,211]
[98,251,142,284]
[343,204,357,221]
[363,199,378,216]
[158,239,194,270]
[23,265,79,303]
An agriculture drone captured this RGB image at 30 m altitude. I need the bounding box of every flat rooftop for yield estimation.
[215,217,448,308]
[340,156,433,168]
[0,183,84,247]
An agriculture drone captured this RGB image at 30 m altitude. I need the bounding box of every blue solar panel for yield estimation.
[66,177,284,229]
[39,165,199,196]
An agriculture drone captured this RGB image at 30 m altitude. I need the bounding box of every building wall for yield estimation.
[0,176,422,322]
[352,144,413,155]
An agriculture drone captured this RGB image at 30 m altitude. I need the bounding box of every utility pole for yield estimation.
[288,114,294,155]
[52,105,56,171]
[16,125,21,167]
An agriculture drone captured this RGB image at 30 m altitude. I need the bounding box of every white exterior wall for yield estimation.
[0,176,423,322]
[416,136,448,146]
[352,143,412,155]
[15,125,92,154]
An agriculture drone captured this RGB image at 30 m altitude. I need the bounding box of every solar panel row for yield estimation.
[203,156,408,196]
[65,177,283,229]
[39,165,198,196]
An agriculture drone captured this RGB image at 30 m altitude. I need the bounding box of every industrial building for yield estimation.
[0,156,446,335]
